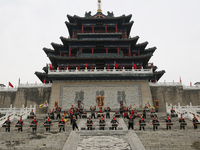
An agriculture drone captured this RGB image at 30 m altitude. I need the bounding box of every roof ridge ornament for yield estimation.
[97,0,102,13]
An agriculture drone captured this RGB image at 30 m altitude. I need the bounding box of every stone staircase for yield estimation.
[124,112,200,150]
[0,114,80,150]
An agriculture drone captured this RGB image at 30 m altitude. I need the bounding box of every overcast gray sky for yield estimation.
[0,0,200,87]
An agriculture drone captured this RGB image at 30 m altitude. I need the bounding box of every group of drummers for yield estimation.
[2,104,200,132]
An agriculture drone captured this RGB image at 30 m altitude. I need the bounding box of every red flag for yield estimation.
[107,65,109,71]
[78,65,80,70]
[150,63,153,69]
[91,65,93,71]
[9,82,13,88]
[64,65,67,70]
[133,63,137,69]
[18,78,20,84]
[67,63,69,69]
[180,77,182,83]
[154,76,157,83]
[140,65,142,69]
[49,64,53,70]
[121,65,123,71]
[44,77,46,83]
[138,52,140,56]
[58,65,60,70]
[115,61,119,69]
[86,62,87,68]
[190,82,192,86]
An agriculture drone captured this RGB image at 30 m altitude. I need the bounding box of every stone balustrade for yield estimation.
[48,67,153,75]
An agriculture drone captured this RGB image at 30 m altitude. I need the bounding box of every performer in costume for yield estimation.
[179,114,186,130]
[171,108,175,117]
[111,116,119,130]
[143,108,146,119]
[3,117,11,132]
[123,107,128,119]
[139,117,145,131]
[86,116,93,130]
[105,107,110,118]
[115,108,120,118]
[72,115,79,131]
[90,106,96,119]
[152,115,159,131]
[99,116,105,130]
[193,115,199,129]
[51,109,55,120]
[56,106,61,120]
[128,114,135,130]
[58,117,65,132]
[74,107,78,119]
[16,116,23,132]
[82,109,87,119]
[165,115,172,130]
[31,116,38,132]
[44,116,52,132]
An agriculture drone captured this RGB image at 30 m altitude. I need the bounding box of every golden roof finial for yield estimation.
[97,0,102,13]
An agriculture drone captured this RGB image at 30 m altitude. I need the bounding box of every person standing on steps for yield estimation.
[143,108,146,119]
[152,115,159,131]
[128,114,135,130]
[58,117,66,132]
[44,116,52,132]
[165,115,172,130]
[16,116,23,132]
[3,117,11,132]
[179,114,186,130]
[111,116,119,130]
[193,115,199,129]
[90,106,96,119]
[139,117,145,131]
[72,115,79,131]
[86,116,93,130]
[99,115,105,130]
[31,115,38,132]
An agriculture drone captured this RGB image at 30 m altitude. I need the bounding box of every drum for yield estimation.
[30,124,37,128]
[112,124,118,127]
[154,123,160,126]
[140,123,146,127]
[58,124,65,128]
[82,114,87,119]
[172,113,178,117]
[195,122,200,126]
[99,123,105,127]
[2,124,9,128]
[44,124,50,128]
[97,113,104,117]
[115,114,120,118]
[15,124,22,128]
[167,123,173,126]
[181,122,187,126]
[87,124,93,128]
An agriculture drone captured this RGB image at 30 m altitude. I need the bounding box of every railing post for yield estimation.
[178,103,180,111]
[94,67,97,72]
[9,104,12,112]
[170,103,172,109]
[187,105,189,117]
[34,105,36,114]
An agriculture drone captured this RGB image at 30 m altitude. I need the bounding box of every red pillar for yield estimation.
[105,25,107,33]
[92,47,94,54]
[81,47,82,53]
[82,25,84,33]
[69,47,71,57]
[117,47,119,53]
[92,25,94,33]
[106,47,108,53]
[129,47,131,56]
[115,25,118,33]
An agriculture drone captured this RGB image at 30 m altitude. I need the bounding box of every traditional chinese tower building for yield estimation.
[35,0,165,110]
